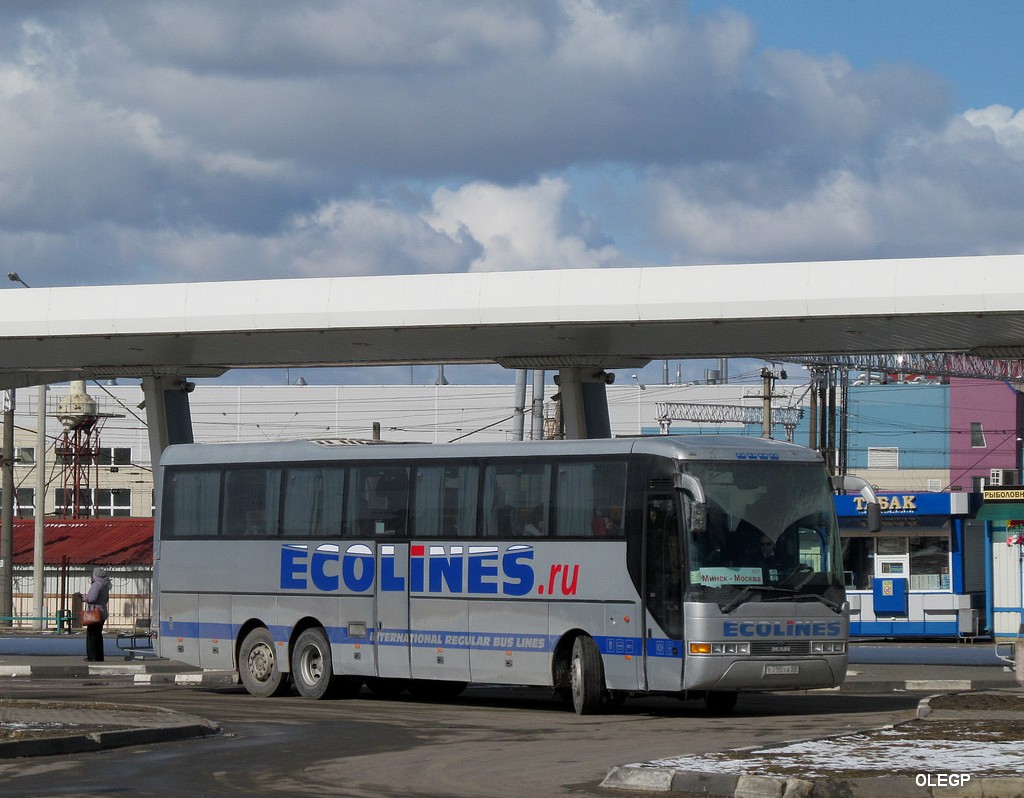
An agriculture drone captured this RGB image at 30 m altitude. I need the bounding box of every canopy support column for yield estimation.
[556,368,613,440]
[142,376,196,468]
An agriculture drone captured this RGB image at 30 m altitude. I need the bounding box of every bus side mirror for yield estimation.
[865,501,881,533]
[675,473,707,534]
[831,475,882,533]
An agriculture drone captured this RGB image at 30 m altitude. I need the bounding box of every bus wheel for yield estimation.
[705,691,738,714]
[291,628,336,701]
[570,635,605,715]
[239,627,290,698]
[408,680,468,702]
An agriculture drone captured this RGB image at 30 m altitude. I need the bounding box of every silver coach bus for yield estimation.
[153,435,877,714]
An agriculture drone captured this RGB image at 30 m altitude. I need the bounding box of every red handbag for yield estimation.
[81,607,102,626]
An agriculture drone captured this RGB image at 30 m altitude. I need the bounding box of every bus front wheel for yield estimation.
[570,635,605,715]
[291,628,336,700]
[239,627,290,698]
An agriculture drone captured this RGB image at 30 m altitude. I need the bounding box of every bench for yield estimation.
[117,617,157,660]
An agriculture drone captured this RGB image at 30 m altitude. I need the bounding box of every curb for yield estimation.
[0,664,238,687]
[0,701,220,759]
[603,768,1024,797]
[1,664,1008,694]
[601,694,1024,795]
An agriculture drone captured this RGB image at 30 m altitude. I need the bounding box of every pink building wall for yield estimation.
[948,378,1024,489]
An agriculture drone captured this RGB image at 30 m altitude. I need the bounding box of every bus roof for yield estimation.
[158,435,823,467]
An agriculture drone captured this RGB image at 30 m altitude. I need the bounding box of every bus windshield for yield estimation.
[682,460,842,606]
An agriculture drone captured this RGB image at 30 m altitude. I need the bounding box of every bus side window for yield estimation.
[555,460,626,537]
[282,466,344,537]
[414,464,479,538]
[166,468,221,538]
[346,466,409,537]
[482,462,550,538]
[222,467,281,537]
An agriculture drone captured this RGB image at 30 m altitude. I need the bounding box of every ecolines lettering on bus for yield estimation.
[722,620,842,638]
[279,543,536,596]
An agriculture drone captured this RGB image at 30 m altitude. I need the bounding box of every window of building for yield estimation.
[93,488,132,517]
[841,533,951,591]
[54,487,132,517]
[16,447,34,465]
[96,447,132,466]
[0,488,36,516]
[970,422,986,448]
[908,536,951,590]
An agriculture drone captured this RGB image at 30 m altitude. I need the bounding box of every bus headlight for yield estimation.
[688,642,750,656]
[811,641,847,654]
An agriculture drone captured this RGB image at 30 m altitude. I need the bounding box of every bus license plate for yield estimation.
[764,664,799,676]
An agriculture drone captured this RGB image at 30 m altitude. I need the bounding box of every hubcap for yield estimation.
[249,642,275,682]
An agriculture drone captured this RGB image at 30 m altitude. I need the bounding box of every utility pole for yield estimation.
[33,385,46,629]
[1,389,14,626]
[757,366,788,439]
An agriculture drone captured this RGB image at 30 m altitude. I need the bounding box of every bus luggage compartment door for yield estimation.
[374,543,411,679]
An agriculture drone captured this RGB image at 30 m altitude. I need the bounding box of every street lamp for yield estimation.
[7,272,30,288]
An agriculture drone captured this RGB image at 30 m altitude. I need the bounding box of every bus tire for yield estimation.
[291,628,336,701]
[705,690,738,714]
[570,635,605,715]
[239,627,290,698]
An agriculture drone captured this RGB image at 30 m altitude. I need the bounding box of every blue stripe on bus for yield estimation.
[163,620,681,658]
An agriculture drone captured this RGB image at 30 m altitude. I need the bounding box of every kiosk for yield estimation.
[975,486,1024,640]
[836,492,985,637]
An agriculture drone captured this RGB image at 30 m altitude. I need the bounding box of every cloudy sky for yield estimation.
[2,1,1022,382]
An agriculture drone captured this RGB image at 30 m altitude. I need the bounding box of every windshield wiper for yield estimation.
[719,584,796,614]
[719,585,843,614]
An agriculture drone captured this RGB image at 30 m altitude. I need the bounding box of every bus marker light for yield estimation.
[689,643,712,655]
[623,616,630,623]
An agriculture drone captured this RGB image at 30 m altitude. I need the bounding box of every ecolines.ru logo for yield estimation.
[723,621,842,638]
[280,543,562,596]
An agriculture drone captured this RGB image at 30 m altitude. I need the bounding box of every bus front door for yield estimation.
[375,543,412,680]
[643,495,684,692]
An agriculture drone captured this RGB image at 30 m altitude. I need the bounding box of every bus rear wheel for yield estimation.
[291,628,337,700]
[570,635,605,715]
[239,627,290,698]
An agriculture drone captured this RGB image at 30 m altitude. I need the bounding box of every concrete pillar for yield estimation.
[141,376,196,468]
[556,368,613,440]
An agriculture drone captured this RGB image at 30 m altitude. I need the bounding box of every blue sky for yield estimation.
[690,1,1024,111]
[1,1,1022,386]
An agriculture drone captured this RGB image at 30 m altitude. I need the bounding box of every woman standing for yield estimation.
[84,567,112,662]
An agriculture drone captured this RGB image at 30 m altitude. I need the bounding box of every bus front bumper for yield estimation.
[683,655,847,691]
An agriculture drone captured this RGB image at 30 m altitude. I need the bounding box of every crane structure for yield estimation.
[655,400,803,440]
[782,352,1024,382]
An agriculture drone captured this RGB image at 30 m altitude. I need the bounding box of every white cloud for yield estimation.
[427,178,628,272]
[0,1,1021,287]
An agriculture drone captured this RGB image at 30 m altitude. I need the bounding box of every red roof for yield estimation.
[12,518,154,567]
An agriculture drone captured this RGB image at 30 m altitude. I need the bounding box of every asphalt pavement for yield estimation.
[1,632,1022,796]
